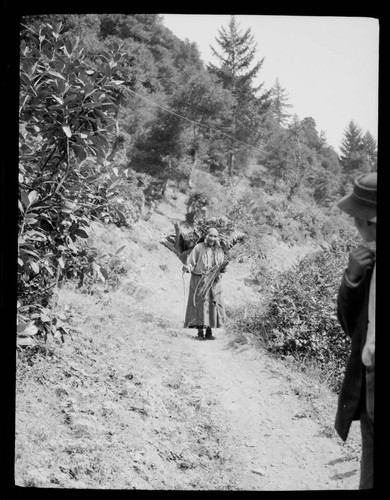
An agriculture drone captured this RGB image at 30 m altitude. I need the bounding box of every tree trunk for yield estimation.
[161,179,168,198]
[188,149,197,188]
[229,149,235,177]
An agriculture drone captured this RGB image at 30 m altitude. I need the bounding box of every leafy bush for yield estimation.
[187,174,262,236]
[186,192,209,223]
[232,224,362,391]
[91,166,145,227]
[18,21,127,347]
[64,242,127,291]
[262,197,338,245]
[17,301,75,347]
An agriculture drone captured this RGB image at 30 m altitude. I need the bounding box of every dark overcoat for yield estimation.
[335,267,373,441]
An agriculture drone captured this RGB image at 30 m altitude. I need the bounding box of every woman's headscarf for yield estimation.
[205,227,220,247]
[207,228,219,237]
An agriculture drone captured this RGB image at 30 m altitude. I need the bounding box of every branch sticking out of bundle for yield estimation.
[197,237,259,298]
[160,222,199,265]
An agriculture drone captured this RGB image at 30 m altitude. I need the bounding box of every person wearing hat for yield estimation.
[183,227,226,340]
[335,172,376,489]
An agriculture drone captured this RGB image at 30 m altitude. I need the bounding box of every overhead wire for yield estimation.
[125,86,299,166]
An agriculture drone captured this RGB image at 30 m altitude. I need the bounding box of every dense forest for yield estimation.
[17,14,377,387]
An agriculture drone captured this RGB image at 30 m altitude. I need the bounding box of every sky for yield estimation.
[161,14,379,154]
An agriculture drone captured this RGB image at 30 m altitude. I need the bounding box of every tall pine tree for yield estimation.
[339,120,366,190]
[361,130,377,172]
[269,78,292,127]
[208,16,264,96]
[208,16,270,176]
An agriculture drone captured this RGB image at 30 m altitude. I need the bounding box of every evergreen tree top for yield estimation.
[208,15,265,96]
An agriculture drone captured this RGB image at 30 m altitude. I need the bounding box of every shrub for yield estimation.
[18,21,126,347]
[186,192,209,224]
[231,224,362,391]
[92,167,145,227]
[65,242,127,291]
[261,197,341,245]
[187,173,264,237]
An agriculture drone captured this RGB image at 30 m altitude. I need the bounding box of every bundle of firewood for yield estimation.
[159,217,246,265]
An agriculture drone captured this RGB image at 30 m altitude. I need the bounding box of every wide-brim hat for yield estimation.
[337,172,377,222]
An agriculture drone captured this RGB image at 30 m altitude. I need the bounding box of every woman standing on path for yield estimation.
[183,228,226,340]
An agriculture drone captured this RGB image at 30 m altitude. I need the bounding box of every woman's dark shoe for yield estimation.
[197,329,205,340]
[205,327,215,340]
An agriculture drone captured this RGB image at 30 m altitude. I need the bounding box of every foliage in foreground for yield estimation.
[17,22,142,347]
[231,225,362,391]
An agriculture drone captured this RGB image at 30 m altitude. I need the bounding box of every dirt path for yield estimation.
[179,333,359,490]
[15,187,362,490]
[115,188,361,490]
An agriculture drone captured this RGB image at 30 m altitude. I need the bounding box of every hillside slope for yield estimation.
[15,185,362,491]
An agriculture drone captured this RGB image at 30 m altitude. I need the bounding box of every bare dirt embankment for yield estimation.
[15,186,361,490]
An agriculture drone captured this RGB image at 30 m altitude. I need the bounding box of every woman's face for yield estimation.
[206,233,218,246]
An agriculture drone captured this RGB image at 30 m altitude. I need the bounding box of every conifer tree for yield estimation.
[208,16,270,176]
[269,78,292,127]
[339,121,363,164]
[208,16,264,97]
[361,130,377,172]
[339,120,365,181]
